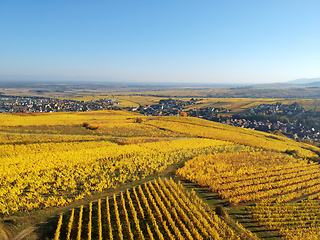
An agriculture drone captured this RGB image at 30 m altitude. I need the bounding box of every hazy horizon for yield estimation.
[1,73,320,86]
[1,1,320,84]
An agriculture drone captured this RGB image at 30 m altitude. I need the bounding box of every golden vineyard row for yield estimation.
[247,198,320,239]
[177,152,320,204]
[53,178,252,240]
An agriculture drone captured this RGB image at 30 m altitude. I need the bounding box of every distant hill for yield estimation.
[287,78,320,85]
[252,77,320,88]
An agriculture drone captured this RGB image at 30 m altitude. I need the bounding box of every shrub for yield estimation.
[134,117,143,123]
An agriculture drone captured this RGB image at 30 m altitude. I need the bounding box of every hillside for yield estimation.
[0,110,319,239]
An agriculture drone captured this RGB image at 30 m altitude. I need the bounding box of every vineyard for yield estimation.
[1,110,320,239]
[177,151,320,204]
[145,117,318,158]
[246,197,320,239]
[177,150,320,239]
[0,110,182,137]
[0,135,240,215]
[49,178,250,240]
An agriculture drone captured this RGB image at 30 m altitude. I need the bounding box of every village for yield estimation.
[131,98,198,116]
[1,96,319,143]
[218,103,319,142]
[0,96,120,113]
[220,118,319,142]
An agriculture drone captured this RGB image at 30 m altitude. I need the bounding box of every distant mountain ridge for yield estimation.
[287,78,320,84]
[252,78,320,88]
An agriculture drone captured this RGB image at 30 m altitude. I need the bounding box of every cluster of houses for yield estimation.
[131,98,230,117]
[220,118,319,142]
[0,97,119,113]
[249,102,305,116]
[187,107,230,118]
[214,102,319,142]
[131,98,198,116]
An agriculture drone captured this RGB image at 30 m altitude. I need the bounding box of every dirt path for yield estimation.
[12,227,36,240]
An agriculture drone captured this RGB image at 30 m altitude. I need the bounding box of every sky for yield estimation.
[0,0,320,84]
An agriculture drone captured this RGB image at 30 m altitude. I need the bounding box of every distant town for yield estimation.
[1,95,319,143]
[0,96,120,113]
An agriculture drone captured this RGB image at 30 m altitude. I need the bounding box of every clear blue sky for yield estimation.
[0,0,319,84]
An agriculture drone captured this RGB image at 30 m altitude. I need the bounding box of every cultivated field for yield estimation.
[48,178,251,240]
[0,109,320,239]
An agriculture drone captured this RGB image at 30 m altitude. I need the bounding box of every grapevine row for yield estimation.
[247,198,320,239]
[177,151,320,204]
[51,178,239,239]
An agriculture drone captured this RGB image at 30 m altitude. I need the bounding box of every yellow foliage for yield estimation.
[0,110,133,127]
[52,179,240,239]
[146,117,317,158]
[247,199,320,239]
[0,137,233,215]
[177,151,320,204]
